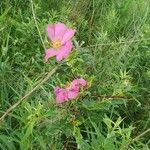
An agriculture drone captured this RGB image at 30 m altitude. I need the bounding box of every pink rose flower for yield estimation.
[44,23,76,62]
[54,79,87,104]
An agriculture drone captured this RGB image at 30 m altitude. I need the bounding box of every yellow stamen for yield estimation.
[52,40,61,49]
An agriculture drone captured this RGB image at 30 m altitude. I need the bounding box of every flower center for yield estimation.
[52,40,61,49]
[65,82,71,89]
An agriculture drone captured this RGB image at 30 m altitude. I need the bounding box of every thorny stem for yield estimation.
[0,67,57,122]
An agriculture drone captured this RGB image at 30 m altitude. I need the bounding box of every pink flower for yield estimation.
[54,79,87,104]
[54,87,68,104]
[44,23,76,62]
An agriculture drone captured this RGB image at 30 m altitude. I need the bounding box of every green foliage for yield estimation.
[0,0,150,149]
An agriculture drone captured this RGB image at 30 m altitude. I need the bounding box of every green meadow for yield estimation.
[0,0,150,149]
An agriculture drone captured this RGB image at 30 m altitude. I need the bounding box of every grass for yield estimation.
[0,0,150,149]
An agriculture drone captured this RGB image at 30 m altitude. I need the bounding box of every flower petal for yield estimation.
[54,23,67,41]
[61,29,76,45]
[54,87,68,104]
[56,41,73,61]
[67,87,79,99]
[46,25,55,41]
[44,48,57,62]
[71,79,87,88]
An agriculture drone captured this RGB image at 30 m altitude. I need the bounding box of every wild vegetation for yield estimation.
[0,0,150,149]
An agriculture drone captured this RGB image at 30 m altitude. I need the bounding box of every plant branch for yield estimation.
[92,94,132,100]
[0,66,57,122]
[83,38,150,48]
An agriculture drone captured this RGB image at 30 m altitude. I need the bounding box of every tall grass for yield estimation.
[0,0,150,149]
